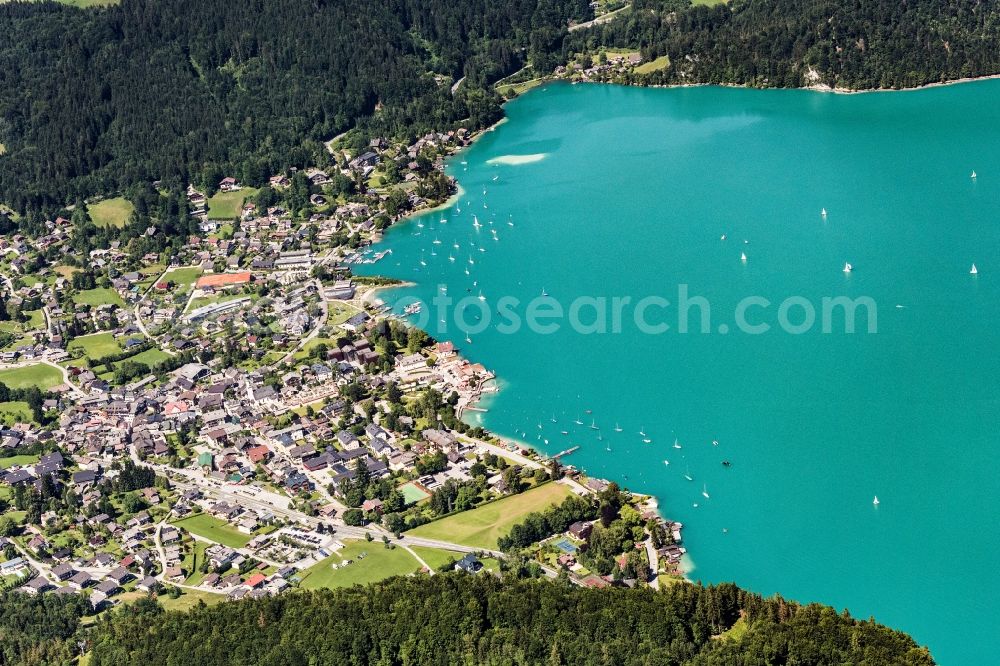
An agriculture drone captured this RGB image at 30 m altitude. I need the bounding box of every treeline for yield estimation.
[83,574,934,665]
[0,592,90,666]
[565,0,1000,90]
[0,0,590,216]
[0,382,53,424]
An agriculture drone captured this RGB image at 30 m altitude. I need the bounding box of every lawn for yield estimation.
[0,401,33,425]
[0,453,39,469]
[293,337,338,362]
[122,347,171,367]
[635,55,670,74]
[75,287,125,307]
[328,301,361,326]
[172,513,251,548]
[0,364,63,389]
[409,546,463,572]
[207,188,257,220]
[406,482,574,550]
[183,540,210,586]
[88,197,134,228]
[162,266,204,291]
[68,332,122,360]
[299,540,423,589]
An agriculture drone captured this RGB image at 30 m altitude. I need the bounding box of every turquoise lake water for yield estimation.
[355,80,1000,663]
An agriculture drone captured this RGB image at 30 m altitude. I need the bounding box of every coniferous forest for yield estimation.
[72,575,932,665]
[3,0,1000,220]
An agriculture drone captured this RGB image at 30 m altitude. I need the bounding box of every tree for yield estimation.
[344,509,365,526]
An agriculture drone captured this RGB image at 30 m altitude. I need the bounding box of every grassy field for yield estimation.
[328,302,361,327]
[75,287,125,307]
[0,453,39,469]
[0,364,63,389]
[207,188,257,220]
[497,78,545,97]
[88,197,134,228]
[299,540,423,589]
[409,546,463,572]
[406,482,574,550]
[183,540,210,586]
[635,55,670,74]
[0,401,33,425]
[691,0,727,5]
[162,266,204,291]
[122,347,171,367]
[68,332,122,359]
[172,513,251,548]
[292,336,338,362]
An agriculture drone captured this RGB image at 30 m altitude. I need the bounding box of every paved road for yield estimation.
[568,5,629,32]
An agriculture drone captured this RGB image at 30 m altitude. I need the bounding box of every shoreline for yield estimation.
[534,69,1000,97]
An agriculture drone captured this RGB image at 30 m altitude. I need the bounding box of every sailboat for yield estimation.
[541,288,549,297]
[740,251,747,263]
[702,484,710,499]
[590,419,599,430]
[465,332,472,344]
[873,495,880,506]
[971,170,977,179]
[720,233,727,240]
[478,291,486,302]
[821,207,827,218]
[419,252,427,267]
[638,427,646,436]
[684,467,693,482]
[432,237,442,245]
[971,263,978,275]
[642,437,652,444]
[550,415,557,423]
[574,416,584,425]
[448,254,455,262]
[673,438,682,449]
[663,459,670,466]
[614,423,622,432]
[843,262,853,273]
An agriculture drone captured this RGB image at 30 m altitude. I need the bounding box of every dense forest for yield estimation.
[4,0,1000,220]
[77,575,933,665]
[0,0,589,213]
[568,0,1000,89]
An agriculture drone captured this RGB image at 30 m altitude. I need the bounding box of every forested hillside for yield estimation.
[3,0,1000,219]
[79,574,934,665]
[0,0,589,212]
[569,0,1000,89]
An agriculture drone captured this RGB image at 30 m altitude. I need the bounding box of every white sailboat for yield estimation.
[971,263,978,275]
[741,251,747,264]
[478,291,486,302]
[821,207,827,218]
[448,254,455,262]
[614,423,622,432]
[638,427,646,436]
[574,416,584,425]
[843,262,853,273]
[971,170,977,179]
[663,459,670,466]
[432,237,442,245]
[684,467,693,482]
[720,233,727,240]
[643,438,652,444]
[590,419,598,430]
[673,438,682,449]
[873,495,880,506]
[702,484,710,499]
